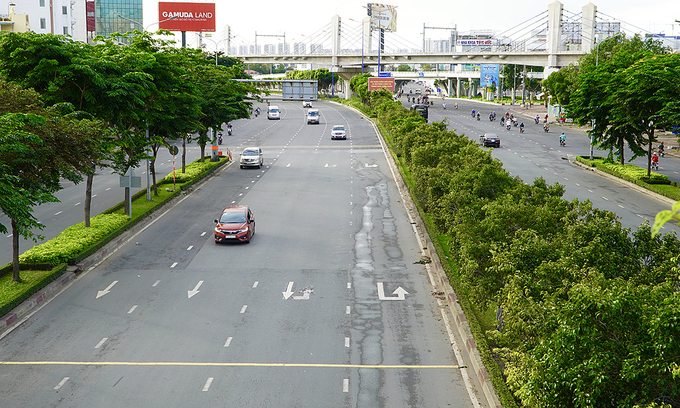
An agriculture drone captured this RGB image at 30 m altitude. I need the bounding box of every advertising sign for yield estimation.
[368,3,397,32]
[480,64,500,88]
[459,40,493,46]
[368,77,395,92]
[158,2,215,32]
[378,72,391,77]
[86,1,95,32]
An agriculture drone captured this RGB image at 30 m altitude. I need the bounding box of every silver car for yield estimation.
[331,125,346,140]
[240,147,264,169]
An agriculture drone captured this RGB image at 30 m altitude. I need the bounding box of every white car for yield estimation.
[267,106,280,120]
[240,147,264,169]
[331,125,346,140]
[302,100,313,108]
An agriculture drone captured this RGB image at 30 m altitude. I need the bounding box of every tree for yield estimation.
[396,64,412,72]
[0,81,103,281]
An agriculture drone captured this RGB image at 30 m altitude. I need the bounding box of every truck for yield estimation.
[410,104,429,123]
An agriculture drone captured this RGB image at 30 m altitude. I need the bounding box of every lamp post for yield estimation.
[203,36,229,66]
[114,13,177,201]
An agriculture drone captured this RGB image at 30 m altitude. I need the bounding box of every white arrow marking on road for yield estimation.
[293,288,312,300]
[188,280,204,298]
[96,281,118,298]
[377,282,409,300]
[283,282,295,299]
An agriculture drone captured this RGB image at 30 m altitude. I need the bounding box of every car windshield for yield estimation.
[243,149,259,156]
[270,109,279,113]
[220,212,247,223]
[309,112,318,116]
[333,126,344,131]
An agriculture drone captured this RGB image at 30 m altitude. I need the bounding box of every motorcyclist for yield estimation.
[519,122,525,133]
[535,115,540,124]
[443,102,446,109]
[217,131,223,144]
[559,132,566,146]
[472,109,476,117]
[454,102,458,109]
[227,123,233,135]
[659,141,665,157]
[652,152,659,170]
[544,123,550,132]
[476,112,481,121]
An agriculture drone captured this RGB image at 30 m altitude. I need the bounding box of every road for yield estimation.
[399,88,680,236]
[0,143,203,267]
[0,100,479,407]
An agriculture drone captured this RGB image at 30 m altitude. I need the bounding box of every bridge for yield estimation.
[221,1,676,98]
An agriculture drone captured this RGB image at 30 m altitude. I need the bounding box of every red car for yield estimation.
[214,205,255,243]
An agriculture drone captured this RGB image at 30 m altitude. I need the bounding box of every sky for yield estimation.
[142,0,680,48]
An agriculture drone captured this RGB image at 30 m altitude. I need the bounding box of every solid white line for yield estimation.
[127,305,137,314]
[54,377,69,390]
[224,337,233,347]
[345,337,350,347]
[240,305,248,314]
[94,338,108,349]
[252,281,259,288]
[152,280,160,287]
[439,301,483,408]
[342,378,349,392]
[170,262,178,268]
[186,246,193,251]
[345,306,350,314]
[202,377,214,391]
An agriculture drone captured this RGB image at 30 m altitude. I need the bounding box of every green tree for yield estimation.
[396,64,412,72]
[0,82,103,281]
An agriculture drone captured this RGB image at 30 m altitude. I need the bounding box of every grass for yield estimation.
[0,269,55,307]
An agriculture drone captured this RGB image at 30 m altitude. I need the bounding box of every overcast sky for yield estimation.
[143,0,680,46]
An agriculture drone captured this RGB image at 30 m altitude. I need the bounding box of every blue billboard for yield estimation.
[480,64,499,88]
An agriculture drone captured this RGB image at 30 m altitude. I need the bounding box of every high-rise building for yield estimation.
[95,0,143,41]
[4,0,85,41]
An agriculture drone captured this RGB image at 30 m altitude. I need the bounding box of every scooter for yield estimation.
[559,138,566,147]
[506,123,512,131]
[534,117,540,124]
[227,126,232,136]
[217,133,223,145]
[520,127,525,133]
[544,125,550,133]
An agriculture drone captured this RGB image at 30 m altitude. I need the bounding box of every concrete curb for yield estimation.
[347,103,502,408]
[0,158,235,339]
[572,159,677,207]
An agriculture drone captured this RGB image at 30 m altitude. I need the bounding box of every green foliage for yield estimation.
[18,214,129,265]
[346,89,680,407]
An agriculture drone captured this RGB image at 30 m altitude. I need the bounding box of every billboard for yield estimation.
[480,64,500,88]
[86,1,95,32]
[368,77,395,92]
[158,2,215,32]
[368,3,397,32]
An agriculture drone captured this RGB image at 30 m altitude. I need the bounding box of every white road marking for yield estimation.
[127,305,137,314]
[343,379,349,392]
[346,306,351,314]
[618,205,625,208]
[252,281,259,288]
[55,211,62,216]
[345,337,350,347]
[105,187,111,191]
[588,189,594,193]
[92,194,97,197]
[153,280,160,287]
[200,231,207,237]
[186,246,193,251]
[170,262,178,268]
[347,282,351,289]
[188,281,203,298]
[54,377,69,390]
[240,305,248,314]
[74,202,81,206]
[94,338,108,349]
[602,196,609,201]
[202,377,214,391]
[224,337,233,347]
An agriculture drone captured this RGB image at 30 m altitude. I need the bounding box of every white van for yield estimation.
[267,106,280,120]
[306,109,319,124]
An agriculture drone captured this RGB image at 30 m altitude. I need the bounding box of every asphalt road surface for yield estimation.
[0,100,479,407]
[418,96,680,236]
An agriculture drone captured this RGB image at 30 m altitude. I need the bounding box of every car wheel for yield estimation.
[240,165,243,169]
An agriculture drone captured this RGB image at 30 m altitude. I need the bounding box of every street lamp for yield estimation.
[203,36,229,66]
[113,13,177,201]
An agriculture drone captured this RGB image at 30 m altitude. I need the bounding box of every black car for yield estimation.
[480,133,500,148]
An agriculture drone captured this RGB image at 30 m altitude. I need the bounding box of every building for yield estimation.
[0,10,30,33]
[2,0,86,40]
[95,0,143,42]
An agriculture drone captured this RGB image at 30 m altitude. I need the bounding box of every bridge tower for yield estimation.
[581,2,598,53]
[546,1,563,69]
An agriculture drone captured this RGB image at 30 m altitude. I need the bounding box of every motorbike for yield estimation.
[477,115,481,121]
[217,133,223,145]
[559,138,566,147]
[506,123,512,131]
[513,120,518,127]
[227,126,233,136]
[534,117,540,124]
[544,125,550,133]
[520,127,525,133]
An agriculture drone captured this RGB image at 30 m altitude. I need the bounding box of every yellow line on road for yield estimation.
[0,361,461,369]
[262,145,382,149]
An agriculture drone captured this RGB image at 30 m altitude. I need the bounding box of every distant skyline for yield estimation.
[142,0,680,48]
